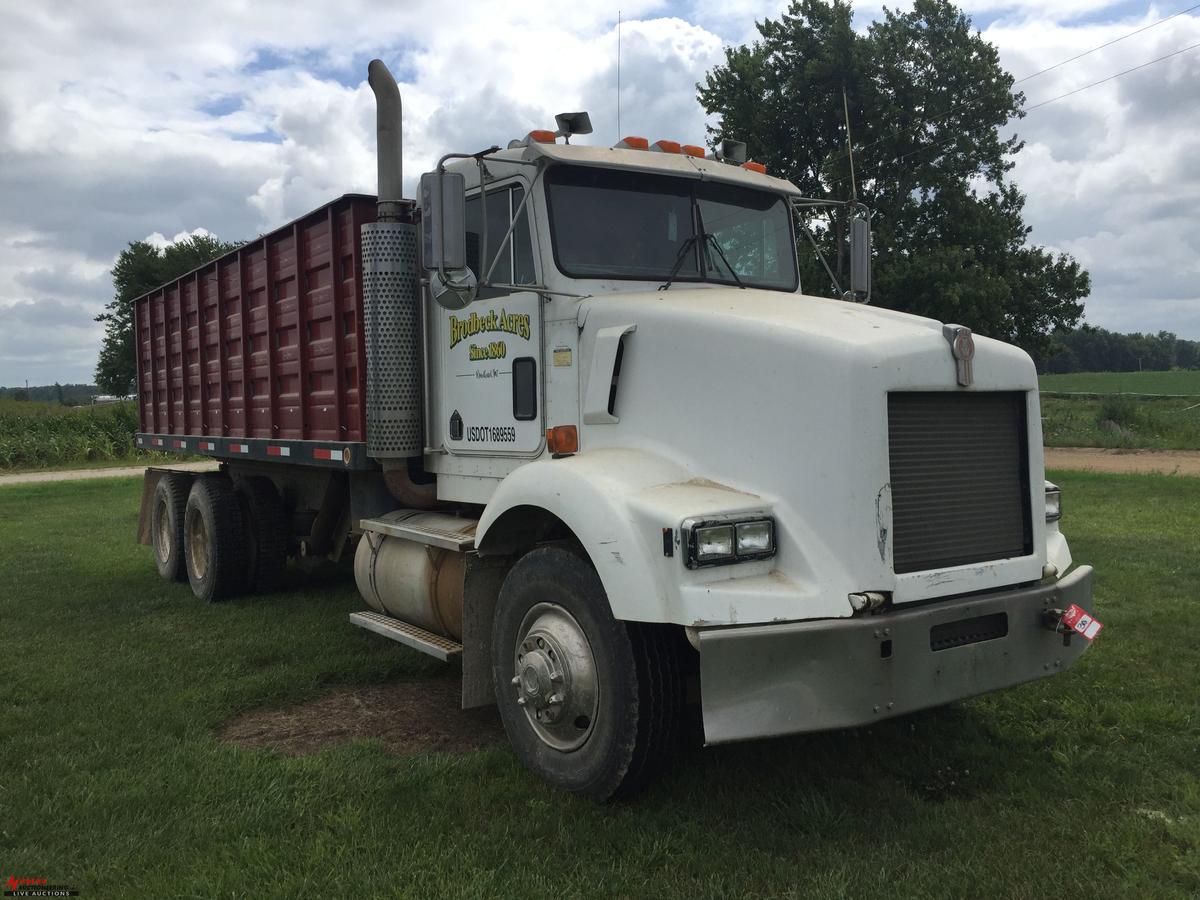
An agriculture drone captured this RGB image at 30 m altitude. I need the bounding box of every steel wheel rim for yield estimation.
[512,602,599,752]
[154,497,171,565]
[186,511,209,581]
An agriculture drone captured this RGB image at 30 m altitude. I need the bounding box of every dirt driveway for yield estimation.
[1045,447,1200,477]
[0,460,217,487]
[2,449,1196,488]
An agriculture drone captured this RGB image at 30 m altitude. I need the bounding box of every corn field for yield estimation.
[0,400,165,470]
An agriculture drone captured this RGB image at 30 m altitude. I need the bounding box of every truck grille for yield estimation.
[887,392,1032,574]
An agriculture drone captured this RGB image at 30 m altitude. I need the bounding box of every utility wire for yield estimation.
[820,38,1200,184]
[1013,1,1200,85]
[1022,38,1200,112]
[828,2,1200,167]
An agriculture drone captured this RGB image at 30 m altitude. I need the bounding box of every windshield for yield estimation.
[545,165,798,291]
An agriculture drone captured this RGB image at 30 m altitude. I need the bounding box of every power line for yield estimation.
[1014,2,1200,85]
[823,38,1200,184]
[1022,38,1200,112]
[829,2,1200,168]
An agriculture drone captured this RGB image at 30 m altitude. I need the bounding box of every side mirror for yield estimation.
[849,215,871,303]
[419,170,476,308]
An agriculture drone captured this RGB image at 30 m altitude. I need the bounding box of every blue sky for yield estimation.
[0,0,1197,386]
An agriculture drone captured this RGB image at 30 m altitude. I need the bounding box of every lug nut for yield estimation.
[517,697,527,707]
[511,675,520,685]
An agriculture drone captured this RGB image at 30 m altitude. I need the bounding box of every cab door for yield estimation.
[436,182,543,456]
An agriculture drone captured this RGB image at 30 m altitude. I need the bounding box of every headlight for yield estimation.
[1045,481,1062,522]
[682,516,776,568]
[695,525,735,562]
[736,520,774,555]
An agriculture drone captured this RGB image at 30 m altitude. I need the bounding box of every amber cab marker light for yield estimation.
[615,136,650,150]
[742,160,767,174]
[547,425,579,454]
[681,144,705,158]
[527,130,557,144]
[652,140,682,154]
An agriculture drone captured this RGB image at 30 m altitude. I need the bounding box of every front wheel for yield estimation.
[491,546,683,801]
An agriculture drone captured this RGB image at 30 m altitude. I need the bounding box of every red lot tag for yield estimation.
[1061,604,1103,641]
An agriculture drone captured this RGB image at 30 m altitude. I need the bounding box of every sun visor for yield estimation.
[520,142,802,197]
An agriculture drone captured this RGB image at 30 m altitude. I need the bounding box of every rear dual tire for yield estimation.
[151,473,190,583]
[184,476,248,602]
[237,477,288,594]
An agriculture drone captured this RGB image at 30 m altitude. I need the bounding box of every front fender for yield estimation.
[476,448,805,626]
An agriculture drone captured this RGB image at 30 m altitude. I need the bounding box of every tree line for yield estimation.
[0,383,100,405]
[1039,327,1200,375]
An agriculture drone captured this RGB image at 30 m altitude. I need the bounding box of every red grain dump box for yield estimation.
[134,194,378,467]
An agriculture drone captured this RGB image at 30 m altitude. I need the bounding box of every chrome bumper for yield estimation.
[699,565,1095,744]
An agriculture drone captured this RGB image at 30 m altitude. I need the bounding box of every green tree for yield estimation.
[95,233,239,395]
[697,0,1089,356]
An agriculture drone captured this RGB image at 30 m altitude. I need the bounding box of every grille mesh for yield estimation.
[362,222,421,457]
[887,392,1031,574]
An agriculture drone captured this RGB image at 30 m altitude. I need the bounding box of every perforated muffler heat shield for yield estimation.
[361,221,422,457]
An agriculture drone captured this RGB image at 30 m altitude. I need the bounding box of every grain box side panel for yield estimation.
[134,194,377,447]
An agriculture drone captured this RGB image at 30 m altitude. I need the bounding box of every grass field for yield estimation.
[1037,371,1200,450]
[1,474,1197,898]
[1041,395,1200,450]
[1040,370,1200,395]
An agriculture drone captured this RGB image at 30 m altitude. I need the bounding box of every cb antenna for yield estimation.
[842,87,857,202]
[617,11,622,139]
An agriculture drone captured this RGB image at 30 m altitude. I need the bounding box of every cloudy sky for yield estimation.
[1,0,1197,386]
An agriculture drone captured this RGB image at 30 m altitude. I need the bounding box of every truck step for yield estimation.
[359,510,478,551]
[349,611,463,661]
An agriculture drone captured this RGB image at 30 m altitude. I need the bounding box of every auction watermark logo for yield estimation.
[4,875,79,897]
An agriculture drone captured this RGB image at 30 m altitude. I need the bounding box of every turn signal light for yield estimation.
[615,136,649,150]
[652,140,682,154]
[742,160,767,174]
[547,425,579,454]
[681,144,705,158]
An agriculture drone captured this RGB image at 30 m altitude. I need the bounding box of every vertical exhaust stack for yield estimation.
[368,59,404,223]
[362,59,422,461]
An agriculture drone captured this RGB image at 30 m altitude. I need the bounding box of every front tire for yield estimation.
[491,546,683,801]
[184,476,247,602]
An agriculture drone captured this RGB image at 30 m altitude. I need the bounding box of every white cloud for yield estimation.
[0,0,1197,386]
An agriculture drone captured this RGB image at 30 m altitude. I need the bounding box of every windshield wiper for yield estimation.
[701,232,746,289]
[657,235,698,291]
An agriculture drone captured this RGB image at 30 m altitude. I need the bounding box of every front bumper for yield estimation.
[699,565,1094,744]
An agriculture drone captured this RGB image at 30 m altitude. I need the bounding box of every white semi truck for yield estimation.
[135,59,1097,800]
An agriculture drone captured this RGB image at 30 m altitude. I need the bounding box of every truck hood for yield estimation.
[574,286,1047,620]
[578,287,1035,381]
